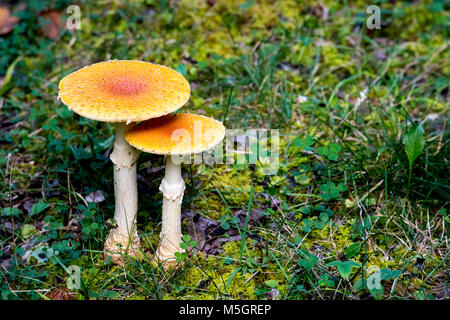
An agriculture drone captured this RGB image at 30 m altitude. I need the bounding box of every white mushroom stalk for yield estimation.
[104,122,140,264]
[156,155,186,264]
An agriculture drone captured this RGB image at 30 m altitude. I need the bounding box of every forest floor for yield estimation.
[0,0,448,300]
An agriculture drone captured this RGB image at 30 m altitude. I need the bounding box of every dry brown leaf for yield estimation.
[40,10,63,39]
[0,6,19,35]
[46,286,76,300]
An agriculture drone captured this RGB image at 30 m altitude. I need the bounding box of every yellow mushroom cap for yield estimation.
[58,60,190,122]
[125,113,226,155]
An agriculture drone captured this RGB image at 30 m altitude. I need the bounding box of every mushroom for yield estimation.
[57,60,190,264]
[125,113,225,267]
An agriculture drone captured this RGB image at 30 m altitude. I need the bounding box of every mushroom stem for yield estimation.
[156,155,185,265]
[104,122,141,264]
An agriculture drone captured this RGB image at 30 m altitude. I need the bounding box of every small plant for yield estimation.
[293,135,315,151]
[318,274,335,288]
[297,250,318,271]
[319,181,347,200]
[402,122,425,187]
[344,242,362,259]
[317,143,342,161]
[326,260,361,280]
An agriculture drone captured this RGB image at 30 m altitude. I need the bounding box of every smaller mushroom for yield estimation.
[125,113,225,268]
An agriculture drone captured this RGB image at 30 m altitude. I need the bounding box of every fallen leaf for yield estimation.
[0,6,19,35]
[46,287,76,300]
[210,235,241,252]
[308,2,329,20]
[184,211,222,253]
[21,224,38,238]
[232,208,264,230]
[182,209,263,256]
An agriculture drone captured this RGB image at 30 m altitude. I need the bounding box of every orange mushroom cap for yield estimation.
[125,113,225,155]
[58,60,190,122]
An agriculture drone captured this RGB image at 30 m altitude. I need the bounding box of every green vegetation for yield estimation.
[0,0,448,300]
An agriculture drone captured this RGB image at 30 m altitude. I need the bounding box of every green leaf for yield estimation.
[379,268,401,280]
[353,279,367,292]
[189,241,197,248]
[319,212,329,223]
[1,56,22,96]
[299,205,312,215]
[90,222,98,229]
[180,242,188,250]
[265,280,279,288]
[1,208,21,217]
[302,219,312,232]
[330,189,340,198]
[329,143,342,153]
[294,135,315,151]
[318,143,341,160]
[21,224,38,238]
[31,201,50,216]
[175,64,187,77]
[240,0,255,10]
[336,182,347,191]
[403,123,425,166]
[413,290,426,300]
[402,123,425,183]
[98,290,120,299]
[197,61,208,69]
[182,234,191,242]
[317,147,328,156]
[175,252,187,263]
[328,152,339,161]
[221,221,231,230]
[321,193,331,201]
[327,260,361,279]
[344,242,362,259]
[320,182,331,192]
[319,274,335,287]
[297,250,318,271]
[314,219,325,229]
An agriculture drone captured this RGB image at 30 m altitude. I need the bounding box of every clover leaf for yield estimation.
[297,250,319,271]
[302,219,313,232]
[319,274,335,287]
[317,143,342,160]
[327,260,361,279]
[320,181,347,200]
[294,135,315,151]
